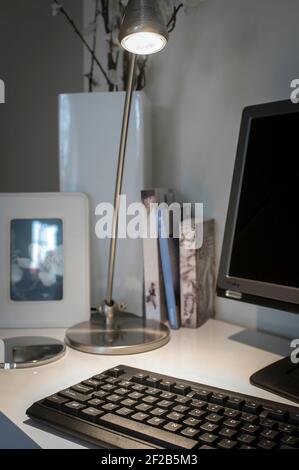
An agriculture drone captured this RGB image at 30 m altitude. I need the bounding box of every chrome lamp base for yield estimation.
[65,307,170,355]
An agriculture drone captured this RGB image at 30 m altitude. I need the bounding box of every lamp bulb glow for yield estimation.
[121,32,167,55]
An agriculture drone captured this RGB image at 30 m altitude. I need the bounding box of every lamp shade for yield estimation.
[119,0,169,55]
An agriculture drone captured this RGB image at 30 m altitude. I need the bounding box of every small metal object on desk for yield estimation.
[0,336,66,369]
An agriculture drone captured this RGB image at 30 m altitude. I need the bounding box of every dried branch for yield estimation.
[167,3,184,33]
[53,0,113,89]
[88,0,100,92]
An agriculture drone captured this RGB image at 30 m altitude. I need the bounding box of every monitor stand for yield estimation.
[250,356,299,405]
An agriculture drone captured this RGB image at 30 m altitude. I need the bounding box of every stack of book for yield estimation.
[141,188,215,329]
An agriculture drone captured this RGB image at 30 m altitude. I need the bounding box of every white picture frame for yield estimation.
[0,193,90,328]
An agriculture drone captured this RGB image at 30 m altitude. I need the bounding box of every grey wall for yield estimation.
[146,0,299,338]
[0,0,83,192]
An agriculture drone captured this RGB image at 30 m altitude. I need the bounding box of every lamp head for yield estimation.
[119,0,169,55]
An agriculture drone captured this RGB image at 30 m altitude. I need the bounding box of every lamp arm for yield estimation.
[105,53,137,307]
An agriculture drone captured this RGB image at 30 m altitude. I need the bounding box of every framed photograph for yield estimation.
[0,193,90,328]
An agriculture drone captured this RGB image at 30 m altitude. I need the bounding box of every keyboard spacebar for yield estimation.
[99,414,198,449]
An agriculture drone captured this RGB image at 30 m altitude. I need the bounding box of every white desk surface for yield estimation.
[0,319,298,449]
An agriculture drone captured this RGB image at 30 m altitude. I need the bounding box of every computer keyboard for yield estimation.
[27,365,299,449]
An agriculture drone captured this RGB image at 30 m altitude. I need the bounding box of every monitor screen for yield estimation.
[229,113,299,288]
[218,100,299,312]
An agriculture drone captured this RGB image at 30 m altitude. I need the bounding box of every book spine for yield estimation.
[141,189,172,323]
[158,210,180,329]
[180,219,215,328]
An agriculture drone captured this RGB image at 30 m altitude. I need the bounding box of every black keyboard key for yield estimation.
[260,429,279,441]
[105,377,120,385]
[132,412,150,422]
[223,418,241,429]
[218,439,238,449]
[102,403,119,412]
[257,439,276,450]
[92,373,108,381]
[63,401,86,416]
[142,396,160,405]
[206,413,223,424]
[210,393,227,406]
[80,407,104,422]
[181,427,199,438]
[145,376,161,387]
[173,405,190,414]
[219,427,238,439]
[239,445,255,450]
[87,398,105,408]
[241,423,260,435]
[82,379,102,390]
[278,423,296,434]
[44,395,69,410]
[163,422,182,433]
[93,390,108,400]
[159,380,175,391]
[200,422,219,433]
[237,433,256,446]
[115,388,130,396]
[136,403,153,413]
[241,412,258,424]
[289,413,299,425]
[243,401,262,415]
[183,417,200,427]
[101,384,117,393]
[106,394,123,403]
[147,417,165,427]
[280,444,296,449]
[199,433,218,446]
[116,407,134,417]
[118,381,132,388]
[121,398,137,407]
[224,408,241,419]
[157,400,173,409]
[189,409,206,419]
[59,389,91,403]
[265,408,287,422]
[160,392,176,400]
[259,418,277,429]
[192,389,212,401]
[150,408,168,417]
[199,445,216,449]
[207,404,224,414]
[175,396,192,405]
[97,414,199,449]
[191,399,207,409]
[106,367,124,378]
[146,388,161,396]
[128,392,144,400]
[280,435,299,447]
[172,384,191,396]
[133,373,148,384]
[167,412,184,422]
[132,384,147,392]
[226,397,244,410]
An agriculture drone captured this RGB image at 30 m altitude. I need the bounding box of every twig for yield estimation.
[88,0,100,92]
[53,0,113,89]
[167,3,184,33]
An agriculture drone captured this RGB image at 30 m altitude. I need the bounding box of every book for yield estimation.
[141,189,175,323]
[158,209,180,329]
[180,218,215,328]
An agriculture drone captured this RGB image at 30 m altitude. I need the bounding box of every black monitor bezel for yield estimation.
[217,99,299,314]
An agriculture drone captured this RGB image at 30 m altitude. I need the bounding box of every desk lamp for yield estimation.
[66,0,170,355]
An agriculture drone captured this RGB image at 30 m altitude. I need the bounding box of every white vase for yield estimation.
[59,91,152,315]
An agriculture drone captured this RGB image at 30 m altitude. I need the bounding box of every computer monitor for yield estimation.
[217,99,299,403]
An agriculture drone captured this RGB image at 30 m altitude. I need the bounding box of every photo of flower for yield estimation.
[10,219,63,301]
